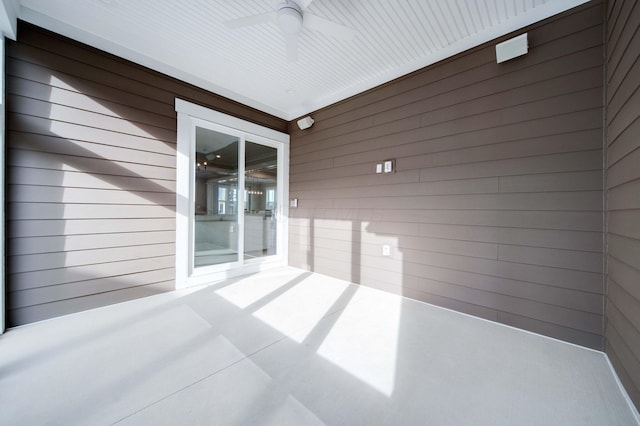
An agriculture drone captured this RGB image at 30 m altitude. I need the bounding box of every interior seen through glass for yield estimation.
[193,127,278,269]
[244,141,278,260]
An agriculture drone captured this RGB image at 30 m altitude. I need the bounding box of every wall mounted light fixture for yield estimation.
[297,116,314,130]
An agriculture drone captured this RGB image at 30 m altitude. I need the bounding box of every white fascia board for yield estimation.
[0,0,18,39]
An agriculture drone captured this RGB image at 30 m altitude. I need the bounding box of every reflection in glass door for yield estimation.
[193,127,239,268]
[244,141,278,260]
[176,99,289,289]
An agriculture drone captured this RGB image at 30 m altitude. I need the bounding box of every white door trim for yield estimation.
[175,99,289,289]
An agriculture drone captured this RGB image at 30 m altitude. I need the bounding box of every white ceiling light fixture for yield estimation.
[224,0,356,62]
[276,1,303,35]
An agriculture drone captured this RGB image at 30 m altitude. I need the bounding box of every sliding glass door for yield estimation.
[176,99,289,288]
[188,122,285,276]
[193,127,240,267]
[192,129,281,268]
[244,141,278,260]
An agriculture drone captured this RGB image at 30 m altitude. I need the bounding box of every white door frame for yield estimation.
[175,99,289,289]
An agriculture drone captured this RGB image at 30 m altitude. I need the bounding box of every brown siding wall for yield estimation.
[5,22,287,326]
[605,0,640,408]
[289,2,606,349]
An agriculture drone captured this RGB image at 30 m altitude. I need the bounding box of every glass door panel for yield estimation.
[193,126,239,268]
[244,141,278,260]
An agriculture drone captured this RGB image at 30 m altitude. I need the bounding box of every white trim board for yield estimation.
[174,98,290,290]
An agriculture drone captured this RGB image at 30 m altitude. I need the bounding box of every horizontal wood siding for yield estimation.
[5,22,287,326]
[605,0,640,408]
[288,2,605,349]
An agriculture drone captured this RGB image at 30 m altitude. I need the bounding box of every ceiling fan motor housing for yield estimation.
[277,1,303,34]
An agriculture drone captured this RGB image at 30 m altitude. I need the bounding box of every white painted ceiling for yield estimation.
[18,0,589,120]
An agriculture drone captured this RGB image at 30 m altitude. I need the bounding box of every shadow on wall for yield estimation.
[290,216,401,295]
[6,63,184,325]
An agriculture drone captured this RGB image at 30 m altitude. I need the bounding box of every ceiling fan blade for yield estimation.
[295,0,315,10]
[224,12,276,29]
[303,13,356,41]
[286,36,299,62]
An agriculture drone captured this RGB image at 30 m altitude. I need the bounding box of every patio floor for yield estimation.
[1,267,638,425]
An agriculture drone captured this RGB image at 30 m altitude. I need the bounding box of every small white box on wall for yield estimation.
[496,33,528,63]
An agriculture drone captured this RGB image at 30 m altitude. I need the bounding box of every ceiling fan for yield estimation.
[223,0,356,62]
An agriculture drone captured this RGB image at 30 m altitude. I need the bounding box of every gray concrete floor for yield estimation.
[1,267,638,425]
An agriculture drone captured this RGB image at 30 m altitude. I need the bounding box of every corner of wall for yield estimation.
[0,37,5,334]
[601,0,609,354]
